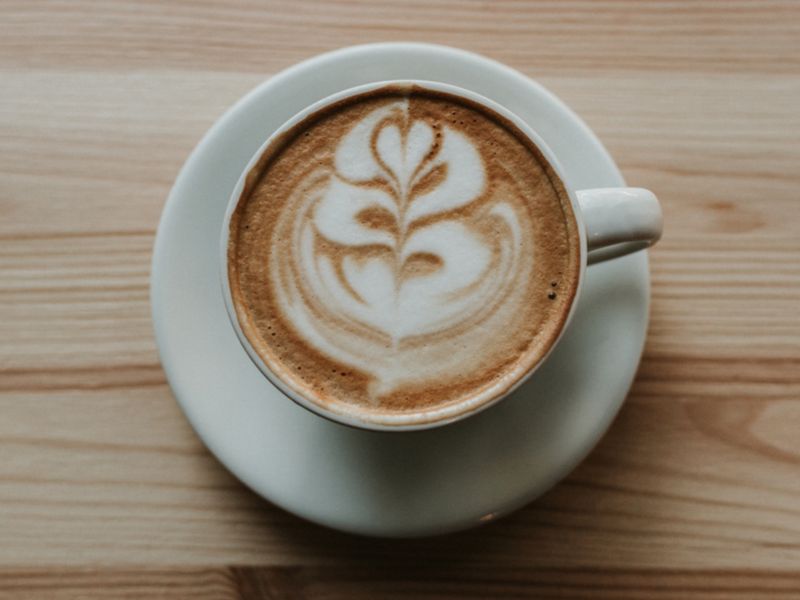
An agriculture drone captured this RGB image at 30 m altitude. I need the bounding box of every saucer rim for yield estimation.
[151,42,649,537]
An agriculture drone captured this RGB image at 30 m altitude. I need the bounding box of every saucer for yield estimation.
[151,43,650,537]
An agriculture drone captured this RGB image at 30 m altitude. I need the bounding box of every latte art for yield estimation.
[228,87,580,423]
[275,100,528,393]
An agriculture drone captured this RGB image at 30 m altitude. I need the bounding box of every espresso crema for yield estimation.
[227,86,580,424]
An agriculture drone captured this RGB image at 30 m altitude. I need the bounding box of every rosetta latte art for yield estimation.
[229,89,580,419]
[268,98,538,401]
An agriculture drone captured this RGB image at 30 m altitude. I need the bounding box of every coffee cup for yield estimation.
[220,80,662,431]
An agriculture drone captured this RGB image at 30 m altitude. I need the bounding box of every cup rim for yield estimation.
[219,79,589,432]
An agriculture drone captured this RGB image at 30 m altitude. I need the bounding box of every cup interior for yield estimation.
[220,80,588,431]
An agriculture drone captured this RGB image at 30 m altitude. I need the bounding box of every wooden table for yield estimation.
[2,1,798,597]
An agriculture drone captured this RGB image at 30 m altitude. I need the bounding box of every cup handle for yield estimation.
[576,187,663,265]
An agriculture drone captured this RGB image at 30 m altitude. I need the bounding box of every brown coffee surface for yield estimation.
[227,86,580,425]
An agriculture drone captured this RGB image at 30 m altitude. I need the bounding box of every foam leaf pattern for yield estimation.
[269,98,533,399]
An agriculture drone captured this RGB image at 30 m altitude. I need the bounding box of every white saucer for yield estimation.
[151,43,650,537]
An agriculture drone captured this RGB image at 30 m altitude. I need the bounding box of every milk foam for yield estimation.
[270,99,532,399]
[229,88,580,419]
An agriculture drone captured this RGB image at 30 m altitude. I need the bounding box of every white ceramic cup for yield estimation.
[220,80,662,431]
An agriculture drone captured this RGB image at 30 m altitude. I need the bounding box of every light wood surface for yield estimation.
[1,1,799,598]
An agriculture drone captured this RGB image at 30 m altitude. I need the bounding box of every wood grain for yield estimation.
[231,567,800,599]
[3,568,800,600]
[1,0,798,597]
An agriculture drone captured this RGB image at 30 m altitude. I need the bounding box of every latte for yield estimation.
[227,85,580,425]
